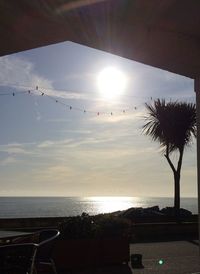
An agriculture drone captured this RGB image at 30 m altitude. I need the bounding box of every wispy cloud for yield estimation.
[0,156,18,166]
[33,164,75,182]
[38,87,91,100]
[0,53,97,102]
[0,55,52,90]
[37,139,73,149]
[89,111,143,124]
[0,143,35,155]
[65,72,94,82]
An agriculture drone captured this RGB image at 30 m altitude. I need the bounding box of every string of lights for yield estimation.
[34,85,141,116]
[0,84,144,116]
[0,83,195,116]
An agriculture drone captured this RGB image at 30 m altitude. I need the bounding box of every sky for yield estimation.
[0,41,197,197]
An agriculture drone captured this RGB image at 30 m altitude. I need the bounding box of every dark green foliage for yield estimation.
[94,215,131,238]
[59,213,131,239]
[59,213,95,239]
[143,99,196,153]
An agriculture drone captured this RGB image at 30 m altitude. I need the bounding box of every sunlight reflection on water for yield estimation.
[84,196,142,214]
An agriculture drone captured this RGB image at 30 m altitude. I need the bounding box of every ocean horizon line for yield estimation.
[0,196,197,217]
[0,196,197,198]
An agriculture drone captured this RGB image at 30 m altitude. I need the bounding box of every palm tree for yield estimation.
[143,99,196,216]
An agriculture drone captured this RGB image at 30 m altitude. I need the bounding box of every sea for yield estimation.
[0,197,198,219]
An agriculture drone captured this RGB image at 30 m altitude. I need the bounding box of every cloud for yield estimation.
[37,140,57,149]
[37,139,73,149]
[0,55,52,90]
[38,87,91,100]
[0,55,94,105]
[89,110,143,124]
[65,72,94,82]
[0,143,34,155]
[35,137,114,152]
[61,129,92,134]
[0,157,18,166]
[32,164,77,183]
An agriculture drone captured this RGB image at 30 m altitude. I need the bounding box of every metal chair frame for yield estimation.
[35,229,60,274]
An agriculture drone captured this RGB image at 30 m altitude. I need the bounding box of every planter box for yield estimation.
[53,238,130,270]
[100,238,130,265]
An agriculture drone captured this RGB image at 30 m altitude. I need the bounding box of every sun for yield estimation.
[97,67,127,100]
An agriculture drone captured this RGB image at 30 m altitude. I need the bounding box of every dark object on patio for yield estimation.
[0,243,38,274]
[131,253,144,269]
[35,229,60,274]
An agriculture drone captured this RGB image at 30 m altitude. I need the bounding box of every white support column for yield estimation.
[194,77,200,252]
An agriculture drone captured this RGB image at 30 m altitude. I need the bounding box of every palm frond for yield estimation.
[143,99,196,154]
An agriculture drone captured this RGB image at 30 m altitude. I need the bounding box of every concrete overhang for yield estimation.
[1,0,200,79]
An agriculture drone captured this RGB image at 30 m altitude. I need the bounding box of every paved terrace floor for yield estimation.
[58,241,200,274]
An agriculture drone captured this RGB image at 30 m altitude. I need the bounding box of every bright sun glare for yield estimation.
[97,67,127,100]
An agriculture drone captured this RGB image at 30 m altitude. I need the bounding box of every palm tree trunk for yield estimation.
[174,171,180,217]
[174,146,184,218]
[165,145,184,219]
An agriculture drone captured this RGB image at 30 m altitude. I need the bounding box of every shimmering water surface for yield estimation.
[0,196,197,218]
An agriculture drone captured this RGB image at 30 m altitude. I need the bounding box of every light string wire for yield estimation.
[0,83,195,116]
[0,84,144,116]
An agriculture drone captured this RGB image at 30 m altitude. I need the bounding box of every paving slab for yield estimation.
[130,241,200,274]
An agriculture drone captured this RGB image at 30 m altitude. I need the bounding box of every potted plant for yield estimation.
[53,213,130,270]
